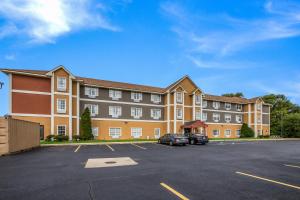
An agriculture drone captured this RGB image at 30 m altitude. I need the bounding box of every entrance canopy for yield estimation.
[181,120,208,129]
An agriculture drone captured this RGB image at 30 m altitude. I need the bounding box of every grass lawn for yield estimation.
[40,139,158,145]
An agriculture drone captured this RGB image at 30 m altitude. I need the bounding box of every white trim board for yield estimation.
[12,89,51,95]
[92,118,166,123]
[80,98,165,107]
[11,113,51,117]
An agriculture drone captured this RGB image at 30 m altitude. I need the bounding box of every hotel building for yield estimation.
[1,66,271,140]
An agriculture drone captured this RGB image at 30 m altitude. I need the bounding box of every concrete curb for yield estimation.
[40,138,300,147]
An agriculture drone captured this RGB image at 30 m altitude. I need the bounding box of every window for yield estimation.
[57,99,66,113]
[109,106,122,118]
[212,130,220,137]
[257,104,262,111]
[213,101,220,109]
[225,103,231,110]
[131,107,142,119]
[154,128,160,139]
[131,128,142,138]
[195,95,201,105]
[85,87,98,98]
[236,115,242,123]
[131,92,142,102]
[202,100,207,108]
[257,129,262,135]
[57,125,66,135]
[202,112,207,121]
[225,114,231,123]
[57,77,66,91]
[109,128,121,139]
[225,129,231,138]
[213,113,220,122]
[257,116,261,123]
[176,92,183,103]
[236,130,241,137]
[109,89,122,100]
[151,109,161,119]
[85,104,99,116]
[236,104,242,111]
[151,94,161,103]
[176,108,183,119]
[92,127,99,137]
[195,110,201,120]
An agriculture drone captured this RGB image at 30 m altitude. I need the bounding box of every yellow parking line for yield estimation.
[236,171,300,190]
[284,164,300,169]
[106,144,115,152]
[131,143,147,150]
[74,145,81,153]
[160,183,189,200]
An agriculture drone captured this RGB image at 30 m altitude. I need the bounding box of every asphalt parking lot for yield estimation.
[0,141,299,200]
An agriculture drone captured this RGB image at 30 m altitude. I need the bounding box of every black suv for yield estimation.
[184,133,209,145]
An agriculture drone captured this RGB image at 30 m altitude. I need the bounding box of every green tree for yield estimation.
[282,113,300,138]
[80,107,93,140]
[222,92,244,97]
[240,123,254,138]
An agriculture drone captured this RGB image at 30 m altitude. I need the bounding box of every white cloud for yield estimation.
[0,0,127,43]
[4,54,15,60]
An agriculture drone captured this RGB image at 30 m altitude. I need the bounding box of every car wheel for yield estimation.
[169,141,173,146]
[190,140,195,145]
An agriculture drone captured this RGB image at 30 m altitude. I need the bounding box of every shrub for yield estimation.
[80,107,93,140]
[240,123,255,138]
[282,113,300,138]
[54,135,69,142]
[45,135,55,142]
[73,135,81,141]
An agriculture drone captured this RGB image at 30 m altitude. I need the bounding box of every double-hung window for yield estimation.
[131,107,142,119]
[225,130,231,138]
[154,128,160,139]
[213,101,220,109]
[109,106,122,118]
[57,125,66,135]
[236,104,242,111]
[151,109,161,119]
[92,127,99,137]
[195,95,201,105]
[236,115,242,123]
[131,128,142,138]
[57,99,66,113]
[176,92,183,103]
[225,103,231,110]
[236,130,241,137]
[212,130,220,137]
[109,89,122,100]
[202,112,207,121]
[109,128,121,139]
[213,113,220,122]
[257,116,261,123]
[131,92,142,102]
[85,87,98,98]
[176,108,183,119]
[151,94,161,103]
[195,110,201,120]
[225,114,231,123]
[57,77,66,92]
[84,104,99,116]
[202,100,208,108]
[257,104,262,111]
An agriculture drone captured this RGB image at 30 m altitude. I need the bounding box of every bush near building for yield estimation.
[240,123,255,138]
[80,107,93,140]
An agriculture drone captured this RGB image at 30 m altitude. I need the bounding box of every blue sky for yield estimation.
[0,0,300,115]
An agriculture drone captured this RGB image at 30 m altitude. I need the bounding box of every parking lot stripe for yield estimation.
[160,182,189,200]
[74,145,81,153]
[106,144,115,152]
[131,143,147,150]
[236,171,300,190]
[284,164,300,169]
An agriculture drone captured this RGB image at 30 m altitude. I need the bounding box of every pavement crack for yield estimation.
[87,181,96,200]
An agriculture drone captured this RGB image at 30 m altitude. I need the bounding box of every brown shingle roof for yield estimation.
[203,94,250,104]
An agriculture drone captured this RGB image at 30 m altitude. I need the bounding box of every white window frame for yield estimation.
[202,112,207,121]
[154,128,160,139]
[236,129,241,137]
[225,103,231,110]
[176,108,183,119]
[92,127,99,137]
[225,114,231,123]
[109,106,122,118]
[131,92,143,102]
[131,127,142,139]
[225,129,231,138]
[151,94,161,103]
[176,92,183,103]
[236,115,242,123]
[57,125,66,135]
[109,89,122,100]
[212,129,220,137]
[213,101,220,109]
[85,87,98,98]
[257,116,261,123]
[151,109,161,120]
[109,127,122,139]
[195,110,201,120]
[195,95,201,105]
[236,104,242,111]
[84,104,99,116]
[131,107,142,119]
[202,100,208,108]
[57,77,66,92]
[57,99,66,113]
[213,113,220,122]
[257,104,262,111]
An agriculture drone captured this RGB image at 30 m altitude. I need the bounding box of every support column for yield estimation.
[76,82,80,136]
[182,92,185,133]
[192,93,195,121]
[173,92,177,133]
[8,74,12,115]
[167,92,170,133]
[254,104,257,138]
[200,94,203,121]
[260,103,263,136]
[68,78,73,141]
[248,104,251,126]
[51,75,54,135]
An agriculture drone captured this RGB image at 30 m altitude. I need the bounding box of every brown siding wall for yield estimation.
[12,93,51,114]
[12,74,51,92]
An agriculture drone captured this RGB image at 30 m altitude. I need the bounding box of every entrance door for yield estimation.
[40,125,44,140]
[184,128,191,136]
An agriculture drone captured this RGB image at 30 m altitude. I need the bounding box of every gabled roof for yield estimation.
[164,75,202,93]
[46,65,75,79]
[203,94,250,104]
